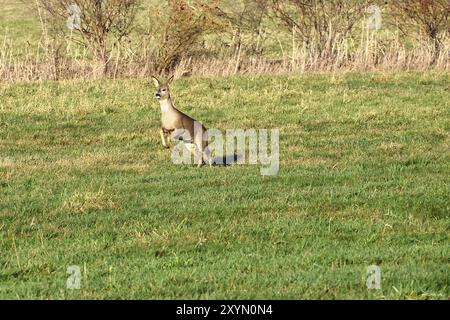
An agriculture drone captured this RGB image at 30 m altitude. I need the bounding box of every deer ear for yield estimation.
[151,76,160,88]
[167,75,175,85]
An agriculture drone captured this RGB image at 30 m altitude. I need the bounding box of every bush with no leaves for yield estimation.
[34,0,139,78]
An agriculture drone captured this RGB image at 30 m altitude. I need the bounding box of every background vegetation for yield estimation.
[0,0,449,82]
[0,0,449,300]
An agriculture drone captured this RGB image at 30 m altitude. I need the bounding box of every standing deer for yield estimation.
[151,75,212,167]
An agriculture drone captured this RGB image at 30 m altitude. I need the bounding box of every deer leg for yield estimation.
[182,143,196,166]
[189,143,203,167]
[196,150,203,167]
[203,146,213,167]
[160,128,169,148]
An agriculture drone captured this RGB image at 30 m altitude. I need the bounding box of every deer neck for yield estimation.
[159,97,174,113]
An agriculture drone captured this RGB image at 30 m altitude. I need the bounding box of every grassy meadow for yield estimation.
[0,71,449,299]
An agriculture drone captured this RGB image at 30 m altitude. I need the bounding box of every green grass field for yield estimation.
[0,71,449,299]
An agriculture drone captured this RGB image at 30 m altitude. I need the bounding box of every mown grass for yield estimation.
[0,71,449,299]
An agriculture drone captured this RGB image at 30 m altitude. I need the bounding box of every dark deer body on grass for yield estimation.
[151,76,212,167]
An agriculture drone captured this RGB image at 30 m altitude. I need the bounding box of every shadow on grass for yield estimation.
[212,154,242,166]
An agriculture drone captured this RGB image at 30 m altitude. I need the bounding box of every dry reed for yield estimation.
[1,23,449,83]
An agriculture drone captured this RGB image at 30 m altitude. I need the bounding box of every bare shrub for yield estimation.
[390,0,450,62]
[148,0,225,75]
[1,0,449,83]
[33,0,139,78]
[219,0,268,56]
[269,0,370,60]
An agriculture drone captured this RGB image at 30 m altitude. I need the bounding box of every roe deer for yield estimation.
[151,75,212,167]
